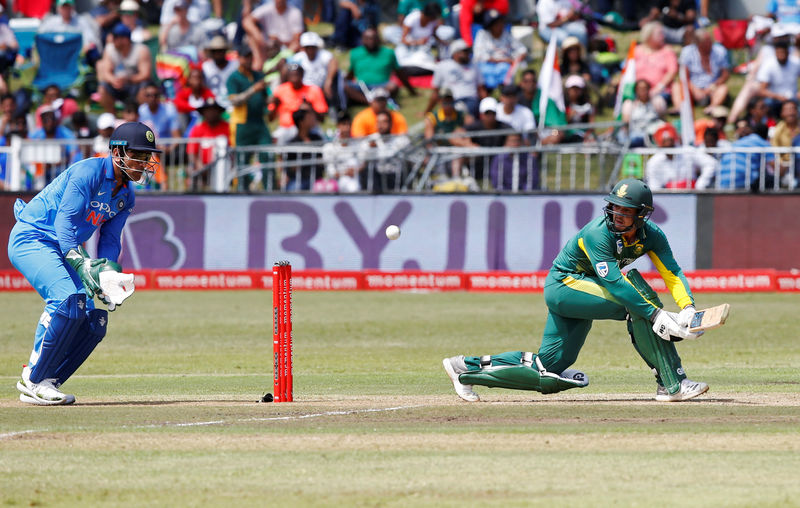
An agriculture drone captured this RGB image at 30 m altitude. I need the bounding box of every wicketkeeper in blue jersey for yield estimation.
[8,122,160,405]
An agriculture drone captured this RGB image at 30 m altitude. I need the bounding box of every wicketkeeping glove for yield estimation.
[652,309,703,342]
[677,305,696,328]
[65,246,117,298]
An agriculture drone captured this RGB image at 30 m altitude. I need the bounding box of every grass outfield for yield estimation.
[1,290,799,507]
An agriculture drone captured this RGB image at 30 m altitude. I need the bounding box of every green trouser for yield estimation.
[463,269,685,393]
[235,122,272,190]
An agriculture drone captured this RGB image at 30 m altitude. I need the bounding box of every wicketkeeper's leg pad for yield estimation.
[624,269,686,394]
[458,352,589,394]
[28,294,87,384]
[54,309,108,385]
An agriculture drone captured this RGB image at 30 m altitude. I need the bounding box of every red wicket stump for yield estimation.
[273,261,293,402]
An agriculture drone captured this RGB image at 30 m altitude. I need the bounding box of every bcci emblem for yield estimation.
[634,244,643,254]
[146,130,155,143]
[616,184,628,197]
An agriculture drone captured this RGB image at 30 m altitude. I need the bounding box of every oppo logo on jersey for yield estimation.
[86,200,122,226]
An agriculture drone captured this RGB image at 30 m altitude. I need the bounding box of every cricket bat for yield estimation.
[688,304,730,332]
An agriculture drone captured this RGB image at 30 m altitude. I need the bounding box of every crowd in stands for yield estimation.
[0,0,799,193]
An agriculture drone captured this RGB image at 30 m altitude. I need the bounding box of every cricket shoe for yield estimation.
[442,356,480,402]
[16,365,75,406]
[655,378,709,402]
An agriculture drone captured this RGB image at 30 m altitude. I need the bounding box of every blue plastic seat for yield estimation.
[32,32,83,91]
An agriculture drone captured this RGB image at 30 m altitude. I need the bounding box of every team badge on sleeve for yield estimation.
[595,262,609,277]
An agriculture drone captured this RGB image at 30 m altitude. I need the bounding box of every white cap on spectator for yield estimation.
[479,97,498,114]
[120,0,139,12]
[771,23,789,39]
[97,113,117,130]
[565,75,586,89]
[449,39,470,55]
[300,32,324,48]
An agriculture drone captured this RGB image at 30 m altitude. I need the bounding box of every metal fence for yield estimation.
[3,128,800,194]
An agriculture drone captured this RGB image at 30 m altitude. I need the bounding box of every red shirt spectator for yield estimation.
[269,63,328,128]
[173,67,215,114]
[459,0,509,45]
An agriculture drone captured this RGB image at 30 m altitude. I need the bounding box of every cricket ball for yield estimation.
[385,225,401,240]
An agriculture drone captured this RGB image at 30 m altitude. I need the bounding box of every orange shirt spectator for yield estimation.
[351,89,409,137]
[270,81,328,128]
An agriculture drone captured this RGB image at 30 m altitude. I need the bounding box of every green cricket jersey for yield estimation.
[550,216,694,319]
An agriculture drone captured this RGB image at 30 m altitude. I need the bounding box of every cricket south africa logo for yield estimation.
[616,184,628,197]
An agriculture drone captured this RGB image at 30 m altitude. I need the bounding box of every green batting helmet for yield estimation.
[603,178,654,235]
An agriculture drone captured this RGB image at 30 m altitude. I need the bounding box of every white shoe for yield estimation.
[442,356,480,402]
[655,378,708,402]
[16,365,75,406]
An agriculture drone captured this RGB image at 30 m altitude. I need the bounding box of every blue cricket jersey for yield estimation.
[13,155,135,262]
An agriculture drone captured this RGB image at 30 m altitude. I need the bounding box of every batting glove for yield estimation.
[677,305,696,328]
[652,309,703,342]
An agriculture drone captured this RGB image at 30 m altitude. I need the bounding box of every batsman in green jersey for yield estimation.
[443,178,709,402]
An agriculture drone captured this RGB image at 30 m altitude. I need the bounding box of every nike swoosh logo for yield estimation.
[98,191,106,195]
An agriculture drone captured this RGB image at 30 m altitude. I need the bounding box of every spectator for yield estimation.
[91,0,123,45]
[756,41,800,117]
[345,28,416,105]
[351,88,409,137]
[291,32,341,113]
[284,108,325,191]
[39,0,102,65]
[68,111,95,159]
[359,110,411,192]
[473,10,527,91]
[427,39,484,118]
[159,0,208,55]
[458,97,511,181]
[424,88,468,177]
[768,0,800,34]
[0,112,29,190]
[644,123,718,189]
[717,123,776,190]
[243,0,303,67]
[186,97,229,190]
[536,0,588,47]
[34,85,79,129]
[173,67,215,131]
[745,96,775,130]
[458,0,509,46]
[321,111,361,192]
[634,22,678,109]
[495,84,534,135]
[0,6,19,94]
[383,0,448,46]
[489,133,539,190]
[0,93,18,136]
[395,2,443,75]
[29,107,79,188]
[560,37,591,88]
[262,38,293,91]
[116,0,150,44]
[202,36,238,111]
[160,0,221,27]
[138,82,182,141]
[332,0,380,49]
[564,74,595,142]
[516,68,565,144]
[680,30,730,114]
[226,45,271,190]
[640,0,696,44]
[92,112,117,156]
[771,99,800,167]
[121,100,139,123]
[621,79,667,147]
[269,63,328,144]
[693,105,730,146]
[96,23,152,113]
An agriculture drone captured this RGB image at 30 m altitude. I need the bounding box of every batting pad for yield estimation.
[624,269,686,394]
[459,355,589,394]
[54,309,108,385]
[99,271,135,305]
[29,294,87,383]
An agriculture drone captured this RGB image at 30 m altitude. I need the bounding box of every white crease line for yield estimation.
[143,404,427,428]
[0,430,38,440]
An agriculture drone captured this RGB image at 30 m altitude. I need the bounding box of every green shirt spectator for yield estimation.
[349,45,399,87]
